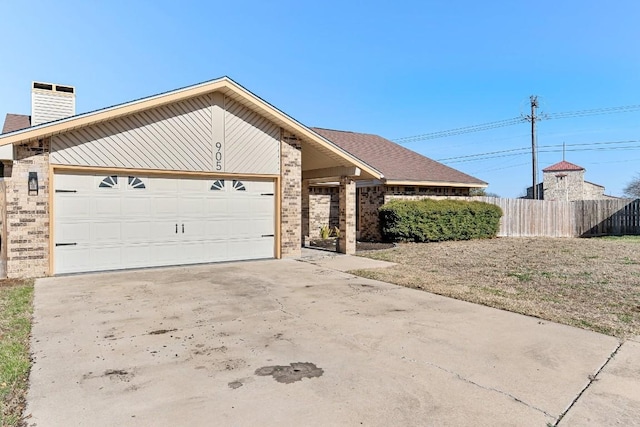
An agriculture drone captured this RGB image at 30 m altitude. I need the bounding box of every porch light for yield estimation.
[28,172,38,195]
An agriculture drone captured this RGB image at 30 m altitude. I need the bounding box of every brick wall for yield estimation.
[4,138,50,278]
[308,186,339,239]
[338,178,356,254]
[280,131,301,258]
[358,185,385,241]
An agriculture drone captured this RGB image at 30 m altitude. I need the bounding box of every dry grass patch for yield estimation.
[0,279,33,427]
[354,237,640,338]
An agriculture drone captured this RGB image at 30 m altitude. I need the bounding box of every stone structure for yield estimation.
[526,161,617,201]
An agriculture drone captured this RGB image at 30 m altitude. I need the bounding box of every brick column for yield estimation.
[280,131,302,258]
[5,138,50,278]
[301,179,310,246]
[338,177,356,254]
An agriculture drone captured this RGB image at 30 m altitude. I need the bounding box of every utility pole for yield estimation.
[524,96,539,199]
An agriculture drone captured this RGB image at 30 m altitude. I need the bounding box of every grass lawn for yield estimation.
[355,237,640,338]
[0,279,33,427]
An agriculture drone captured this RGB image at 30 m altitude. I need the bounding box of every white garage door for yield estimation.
[54,173,275,274]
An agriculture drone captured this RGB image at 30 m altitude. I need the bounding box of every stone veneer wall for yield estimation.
[583,181,608,200]
[5,138,50,278]
[543,170,585,201]
[308,186,339,239]
[280,131,301,258]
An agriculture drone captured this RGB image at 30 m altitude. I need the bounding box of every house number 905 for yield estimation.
[215,142,222,171]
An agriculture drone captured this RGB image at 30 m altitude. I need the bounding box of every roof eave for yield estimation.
[0,77,384,180]
[384,179,487,188]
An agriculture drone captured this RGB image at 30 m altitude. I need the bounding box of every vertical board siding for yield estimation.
[51,96,214,171]
[224,98,280,175]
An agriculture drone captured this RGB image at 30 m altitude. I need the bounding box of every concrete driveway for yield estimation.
[26,256,638,426]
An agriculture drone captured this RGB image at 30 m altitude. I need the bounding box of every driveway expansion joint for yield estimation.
[399,355,554,418]
[554,340,624,426]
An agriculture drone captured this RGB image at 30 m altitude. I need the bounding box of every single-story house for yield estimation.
[525,160,619,201]
[0,77,485,278]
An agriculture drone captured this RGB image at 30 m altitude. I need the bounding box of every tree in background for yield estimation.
[623,174,640,198]
[469,188,500,198]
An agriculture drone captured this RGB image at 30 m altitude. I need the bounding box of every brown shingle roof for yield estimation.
[542,160,584,172]
[311,127,486,186]
[2,114,31,134]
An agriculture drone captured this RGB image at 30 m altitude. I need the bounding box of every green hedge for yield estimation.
[379,199,502,242]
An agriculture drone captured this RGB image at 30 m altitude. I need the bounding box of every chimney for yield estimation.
[31,82,75,126]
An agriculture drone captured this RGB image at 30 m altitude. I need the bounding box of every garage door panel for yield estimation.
[56,196,92,218]
[94,197,122,216]
[92,222,123,243]
[152,197,180,216]
[122,221,153,242]
[54,173,276,274]
[204,198,229,216]
[180,197,206,217]
[56,221,92,244]
[122,197,153,217]
[55,246,93,273]
[121,245,152,266]
[153,242,184,263]
[92,246,124,268]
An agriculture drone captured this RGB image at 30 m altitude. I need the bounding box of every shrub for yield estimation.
[319,225,331,239]
[379,199,502,242]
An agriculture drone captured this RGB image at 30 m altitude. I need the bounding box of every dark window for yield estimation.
[99,176,118,188]
[211,179,225,191]
[128,176,145,189]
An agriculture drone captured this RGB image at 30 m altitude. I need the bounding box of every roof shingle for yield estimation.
[311,127,486,186]
[2,114,31,134]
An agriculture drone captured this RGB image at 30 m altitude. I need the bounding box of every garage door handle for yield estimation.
[55,189,77,193]
[182,224,185,233]
[55,242,77,246]
[261,193,274,196]
[262,234,274,237]
[175,224,178,233]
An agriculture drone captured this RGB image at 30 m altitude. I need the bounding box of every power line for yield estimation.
[394,103,640,144]
[394,117,523,143]
[437,139,640,163]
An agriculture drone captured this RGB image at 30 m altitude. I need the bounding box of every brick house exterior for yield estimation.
[0,78,486,277]
[0,78,384,278]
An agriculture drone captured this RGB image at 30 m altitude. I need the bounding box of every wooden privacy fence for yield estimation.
[573,199,640,236]
[403,196,640,238]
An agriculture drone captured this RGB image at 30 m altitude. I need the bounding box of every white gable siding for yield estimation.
[224,98,280,175]
[50,94,281,175]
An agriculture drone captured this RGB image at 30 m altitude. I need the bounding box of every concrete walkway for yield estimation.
[26,256,638,426]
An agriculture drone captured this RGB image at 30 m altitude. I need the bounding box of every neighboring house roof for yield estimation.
[311,127,486,187]
[584,180,605,189]
[0,76,382,180]
[543,160,584,172]
[2,114,31,134]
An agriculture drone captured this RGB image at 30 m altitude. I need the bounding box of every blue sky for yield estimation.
[1,0,639,197]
